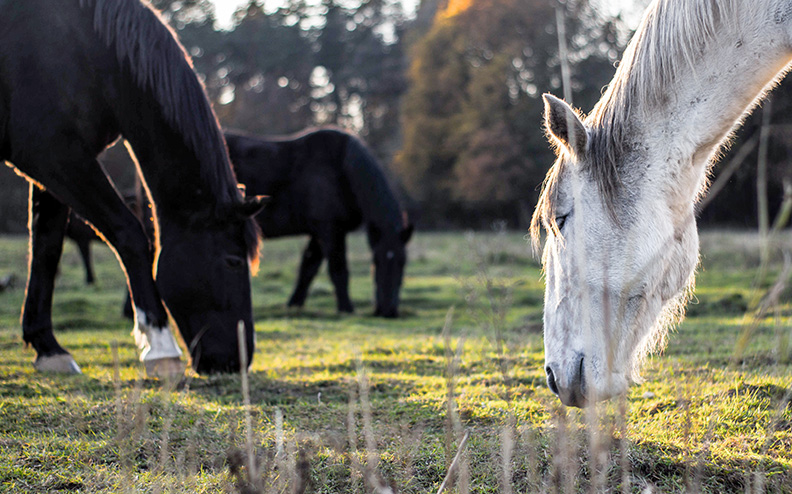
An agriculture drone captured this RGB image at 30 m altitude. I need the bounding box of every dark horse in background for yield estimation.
[226,129,413,318]
[66,212,101,285]
[0,0,263,375]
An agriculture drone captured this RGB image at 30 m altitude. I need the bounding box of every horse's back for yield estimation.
[228,129,362,237]
[0,1,122,166]
[226,132,291,189]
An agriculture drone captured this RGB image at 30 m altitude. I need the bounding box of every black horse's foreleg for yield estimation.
[287,236,324,308]
[322,231,354,314]
[75,238,95,285]
[21,186,79,373]
[24,158,182,376]
[122,290,134,319]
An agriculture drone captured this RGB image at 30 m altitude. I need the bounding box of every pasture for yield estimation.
[0,230,790,492]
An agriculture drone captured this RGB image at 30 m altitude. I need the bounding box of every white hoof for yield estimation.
[34,354,82,374]
[132,307,184,379]
[144,357,185,379]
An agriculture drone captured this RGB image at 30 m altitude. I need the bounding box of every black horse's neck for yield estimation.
[117,93,236,220]
[342,135,403,237]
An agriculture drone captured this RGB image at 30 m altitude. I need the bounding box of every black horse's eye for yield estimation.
[224,255,246,270]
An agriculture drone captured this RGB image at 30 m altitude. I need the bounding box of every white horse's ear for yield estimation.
[543,93,587,157]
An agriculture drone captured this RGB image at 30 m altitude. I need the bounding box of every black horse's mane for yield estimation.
[78,0,259,264]
[78,0,237,205]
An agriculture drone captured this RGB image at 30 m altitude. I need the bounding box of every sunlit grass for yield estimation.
[0,230,790,491]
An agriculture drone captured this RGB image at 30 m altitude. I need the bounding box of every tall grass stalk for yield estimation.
[237,320,259,491]
[757,99,773,251]
[736,247,792,362]
[463,228,515,389]
[346,381,362,491]
[436,430,470,494]
[617,397,631,494]
[441,306,469,493]
[356,358,393,494]
[699,134,759,211]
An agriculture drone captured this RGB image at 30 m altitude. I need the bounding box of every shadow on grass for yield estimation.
[629,439,792,492]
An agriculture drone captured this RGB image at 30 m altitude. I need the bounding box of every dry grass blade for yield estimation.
[436,430,470,494]
[442,306,468,493]
[698,133,759,211]
[356,358,394,494]
[757,99,773,248]
[237,320,258,491]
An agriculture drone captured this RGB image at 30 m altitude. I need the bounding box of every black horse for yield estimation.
[67,193,148,286]
[0,0,264,375]
[65,212,101,285]
[226,129,413,318]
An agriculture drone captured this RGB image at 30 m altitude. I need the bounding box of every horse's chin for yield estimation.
[558,372,631,408]
[583,371,631,406]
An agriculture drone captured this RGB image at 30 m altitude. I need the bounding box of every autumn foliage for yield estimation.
[395,0,620,227]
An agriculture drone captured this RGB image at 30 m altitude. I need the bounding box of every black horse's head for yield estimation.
[154,198,264,374]
[368,223,413,318]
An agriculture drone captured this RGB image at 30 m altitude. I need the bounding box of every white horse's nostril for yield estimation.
[578,355,586,397]
[547,356,588,407]
[545,364,559,395]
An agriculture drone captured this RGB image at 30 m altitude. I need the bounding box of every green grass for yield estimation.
[0,230,790,492]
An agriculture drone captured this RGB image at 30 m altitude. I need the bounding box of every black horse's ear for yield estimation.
[237,195,269,218]
[400,223,414,244]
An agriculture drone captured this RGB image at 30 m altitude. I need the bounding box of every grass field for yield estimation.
[0,229,790,493]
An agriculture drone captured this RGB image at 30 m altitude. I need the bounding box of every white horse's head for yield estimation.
[531,94,699,407]
[530,0,792,407]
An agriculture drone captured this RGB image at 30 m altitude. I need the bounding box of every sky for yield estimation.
[209,0,420,29]
[210,0,246,25]
[208,0,647,30]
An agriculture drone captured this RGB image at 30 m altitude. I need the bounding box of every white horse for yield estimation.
[532,0,792,407]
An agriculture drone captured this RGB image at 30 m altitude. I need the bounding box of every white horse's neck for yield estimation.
[661,9,790,159]
[602,0,792,207]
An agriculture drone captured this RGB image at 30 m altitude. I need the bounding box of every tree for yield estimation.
[395,0,623,227]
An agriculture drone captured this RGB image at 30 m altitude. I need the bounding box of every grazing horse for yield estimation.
[225,129,413,318]
[66,212,101,285]
[531,0,792,407]
[0,0,264,375]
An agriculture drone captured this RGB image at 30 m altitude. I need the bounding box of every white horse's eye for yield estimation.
[556,214,569,231]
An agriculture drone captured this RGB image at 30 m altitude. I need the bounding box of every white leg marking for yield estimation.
[132,307,183,362]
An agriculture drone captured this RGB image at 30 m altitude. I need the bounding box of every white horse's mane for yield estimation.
[590,0,747,126]
[532,0,765,246]
[587,0,756,195]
